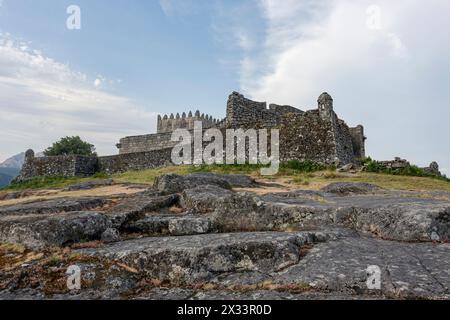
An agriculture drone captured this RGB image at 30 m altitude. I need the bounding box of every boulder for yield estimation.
[321,182,382,196]
[101,228,121,243]
[180,185,234,214]
[153,174,231,194]
[168,216,214,236]
[189,173,258,188]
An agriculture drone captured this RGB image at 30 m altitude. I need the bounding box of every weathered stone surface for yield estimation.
[78,231,332,284]
[63,179,114,191]
[189,173,257,188]
[123,214,173,235]
[101,228,121,243]
[0,211,110,248]
[181,185,234,214]
[105,194,179,229]
[153,174,232,194]
[0,197,108,216]
[1,173,450,300]
[320,182,382,195]
[168,216,214,236]
[123,214,214,236]
[272,236,450,299]
[262,190,450,242]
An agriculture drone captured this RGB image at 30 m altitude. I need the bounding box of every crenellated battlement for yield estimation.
[157,111,224,133]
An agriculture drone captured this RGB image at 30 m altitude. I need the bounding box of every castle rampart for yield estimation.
[157,111,223,134]
[15,91,368,181]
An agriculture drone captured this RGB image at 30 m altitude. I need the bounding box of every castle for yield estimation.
[16,91,366,181]
[117,92,366,165]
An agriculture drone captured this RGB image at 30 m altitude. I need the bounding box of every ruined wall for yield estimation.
[118,132,177,154]
[349,125,366,160]
[226,92,303,129]
[279,111,338,164]
[279,110,358,165]
[16,150,98,182]
[334,119,357,165]
[98,148,173,174]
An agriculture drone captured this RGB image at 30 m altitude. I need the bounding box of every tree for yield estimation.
[44,136,96,157]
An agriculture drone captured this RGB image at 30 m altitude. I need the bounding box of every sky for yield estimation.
[0,0,449,175]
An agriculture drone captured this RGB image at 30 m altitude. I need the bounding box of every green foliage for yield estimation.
[2,175,109,191]
[363,157,450,182]
[44,136,96,157]
[281,160,326,173]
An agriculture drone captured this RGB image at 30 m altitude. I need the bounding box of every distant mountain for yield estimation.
[0,153,25,188]
[0,167,20,188]
[0,152,44,188]
[0,152,25,169]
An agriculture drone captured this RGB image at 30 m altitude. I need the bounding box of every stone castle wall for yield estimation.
[117,132,176,154]
[16,150,98,182]
[157,111,223,134]
[226,92,304,129]
[15,91,367,181]
[349,125,366,160]
[98,148,174,174]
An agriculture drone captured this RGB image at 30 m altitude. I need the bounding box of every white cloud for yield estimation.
[94,78,102,88]
[221,0,450,175]
[0,34,158,161]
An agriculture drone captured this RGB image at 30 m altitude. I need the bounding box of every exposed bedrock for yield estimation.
[152,179,450,241]
[154,173,232,194]
[123,214,214,236]
[78,231,339,285]
[105,193,179,229]
[0,211,110,249]
[0,175,449,300]
[0,197,108,216]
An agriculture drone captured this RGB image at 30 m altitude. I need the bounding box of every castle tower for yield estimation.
[318,92,334,121]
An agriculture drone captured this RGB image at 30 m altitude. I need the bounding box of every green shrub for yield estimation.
[281,160,326,173]
[44,136,96,157]
[363,157,450,182]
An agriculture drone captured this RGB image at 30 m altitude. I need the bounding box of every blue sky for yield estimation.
[0,0,449,175]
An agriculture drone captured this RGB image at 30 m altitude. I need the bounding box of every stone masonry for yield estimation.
[118,91,367,165]
[16,91,367,181]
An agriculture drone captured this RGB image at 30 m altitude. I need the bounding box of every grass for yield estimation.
[2,160,450,193]
[1,172,109,191]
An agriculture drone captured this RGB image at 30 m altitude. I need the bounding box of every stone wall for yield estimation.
[15,150,98,182]
[333,119,357,165]
[98,148,173,174]
[157,111,222,134]
[118,132,177,155]
[279,110,359,165]
[225,92,303,129]
[279,111,338,164]
[349,125,366,160]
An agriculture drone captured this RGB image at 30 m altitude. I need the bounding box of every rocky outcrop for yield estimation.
[0,211,110,249]
[154,174,232,194]
[105,194,179,229]
[0,197,108,216]
[320,182,382,195]
[0,174,449,300]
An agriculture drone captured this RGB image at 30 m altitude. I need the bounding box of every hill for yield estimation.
[0,167,20,188]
